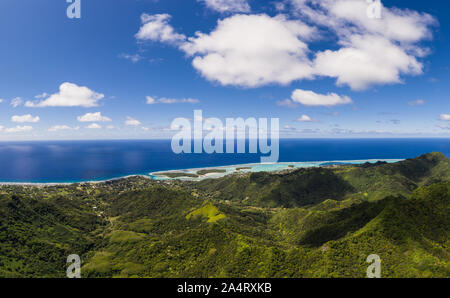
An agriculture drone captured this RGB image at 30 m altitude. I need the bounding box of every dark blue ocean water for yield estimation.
[0,139,448,183]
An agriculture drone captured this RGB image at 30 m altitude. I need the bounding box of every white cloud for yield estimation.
[11,114,40,123]
[0,98,3,103]
[274,2,287,12]
[296,114,315,122]
[77,112,112,122]
[106,125,117,130]
[289,0,435,43]
[10,97,23,108]
[5,126,33,133]
[440,114,450,121]
[408,99,425,106]
[159,97,199,104]
[313,35,423,90]
[119,53,143,63]
[141,127,150,131]
[0,126,3,131]
[147,95,200,104]
[298,0,434,43]
[125,116,141,126]
[291,89,352,107]
[86,123,102,129]
[290,0,436,90]
[180,14,316,87]
[48,125,79,132]
[135,14,186,45]
[137,1,435,91]
[146,96,157,104]
[198,0,250,13]
[25,82,104,108]
[35,92,49,99]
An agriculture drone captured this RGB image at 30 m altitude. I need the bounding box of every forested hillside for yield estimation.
[0,153,448,278]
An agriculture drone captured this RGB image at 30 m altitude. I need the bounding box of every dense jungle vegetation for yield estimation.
[0,152,448,278]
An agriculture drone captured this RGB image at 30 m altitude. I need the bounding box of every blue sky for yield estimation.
[0,0,449,140]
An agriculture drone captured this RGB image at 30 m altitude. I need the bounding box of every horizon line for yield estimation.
[0,136,449,143]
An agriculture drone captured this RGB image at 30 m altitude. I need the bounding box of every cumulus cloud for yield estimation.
[10,97,23,108]
[48,125,80,132]
[291,89,352,107]
[296,114,315,122]
[77,112,112,122]
[198,0,250,13]
[321,36,422,89]
[135,14,186,45]
[11,114,40,123]
[314,35,423,90]
[290,0,435,43]
[5,126,33,133]
[180,14,316,87]
[125,116,141,126]
[138,1,436,90]
[291,0,436,90]
[146,96,200,104]
[86,123,102,129]
[440,114,450,121]
[0,98,4,103]
[25,82,104,108]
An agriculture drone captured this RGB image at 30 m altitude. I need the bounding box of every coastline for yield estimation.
[0,139,447,186]
[0,158,404,186]
[149,158,403,181]
[0,175,153,187]
[0,159,404,187]
[150,158,403,174]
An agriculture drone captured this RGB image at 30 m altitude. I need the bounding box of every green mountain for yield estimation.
[0,153,448,278]
[194,152,450,206]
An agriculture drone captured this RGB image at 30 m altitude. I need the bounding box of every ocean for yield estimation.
[0,138,448,183]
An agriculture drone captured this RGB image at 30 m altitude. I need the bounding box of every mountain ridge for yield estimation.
[0,153,448,278]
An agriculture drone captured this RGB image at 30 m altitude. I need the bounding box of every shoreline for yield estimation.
[149,158,403,181]
[0,158,403,186]
[149,158,402,175]
[0,175,153,187]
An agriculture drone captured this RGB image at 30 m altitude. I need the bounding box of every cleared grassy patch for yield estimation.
[186,202,226,223]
